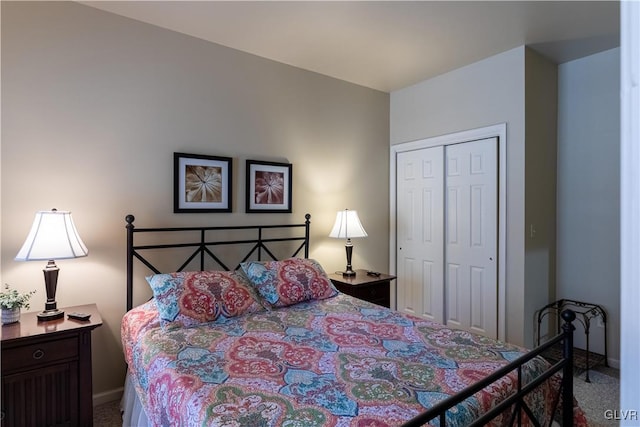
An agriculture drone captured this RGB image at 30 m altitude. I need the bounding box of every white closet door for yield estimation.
[396,147,444,323]
[445,138,498,337]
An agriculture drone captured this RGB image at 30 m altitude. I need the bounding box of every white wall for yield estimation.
[620,0,640,413]
[557,48,620,365]
[1,2,389,400]
[391,47,529,346]
[391,43,620,359]
[391,47,560,348]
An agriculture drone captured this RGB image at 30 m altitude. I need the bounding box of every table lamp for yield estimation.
[15,209,88,321]
[329,209,368,277]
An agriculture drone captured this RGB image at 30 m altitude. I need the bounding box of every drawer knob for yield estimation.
[33,349,45,360]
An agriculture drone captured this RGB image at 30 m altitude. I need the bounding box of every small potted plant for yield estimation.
[0,284,36,324]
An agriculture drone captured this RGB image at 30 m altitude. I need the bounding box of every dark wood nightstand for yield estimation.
[328,270,396,308]
[1,303,102,427]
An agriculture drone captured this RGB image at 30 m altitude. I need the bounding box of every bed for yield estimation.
[121,214,586,427]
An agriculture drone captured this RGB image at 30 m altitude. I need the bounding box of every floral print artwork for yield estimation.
[185,165,222,203]
[254,171,284,204]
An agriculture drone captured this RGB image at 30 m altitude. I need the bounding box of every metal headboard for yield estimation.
[125,213,311,311]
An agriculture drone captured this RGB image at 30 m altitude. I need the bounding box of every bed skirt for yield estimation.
[121,372,150,427]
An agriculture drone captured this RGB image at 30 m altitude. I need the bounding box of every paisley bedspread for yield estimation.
[122,293,585,427]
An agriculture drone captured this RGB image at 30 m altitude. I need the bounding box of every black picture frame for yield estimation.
[174,152,232,213]
[246,160,292,213]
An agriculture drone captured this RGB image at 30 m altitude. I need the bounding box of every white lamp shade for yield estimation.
[15,210,88,261]
[329,209,368,239]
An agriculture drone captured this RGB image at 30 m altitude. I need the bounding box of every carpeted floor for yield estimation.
[93,366,620,426]
[573,366,620,427]
[93,399,121,427]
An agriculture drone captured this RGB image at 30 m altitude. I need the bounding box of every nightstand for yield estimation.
[1,303,102,427]
[328,270,396,308]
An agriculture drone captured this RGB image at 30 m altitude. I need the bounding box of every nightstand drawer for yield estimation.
[2,336,78,371]
[338,283,390,307]
[329,271,395,308]
[1,304,102,427]
[358,284,389,302]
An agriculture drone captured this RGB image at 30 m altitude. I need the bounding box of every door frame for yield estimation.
[390,123,507,341]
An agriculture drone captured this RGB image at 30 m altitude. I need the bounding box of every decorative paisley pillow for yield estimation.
[240,258,337,308]
[146,270,265,328]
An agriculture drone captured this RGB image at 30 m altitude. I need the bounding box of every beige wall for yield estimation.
[390,47,529,346]
[1,1,389,400]
[523,48,558,347]
[391,44,615,357]
[557,48,620,365]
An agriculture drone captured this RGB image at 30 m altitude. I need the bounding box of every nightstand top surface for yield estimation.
[1,303,102,342]
[328,269,396,286]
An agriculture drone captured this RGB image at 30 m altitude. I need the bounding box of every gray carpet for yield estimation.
[573,367,620,427]
[93,400,121,427]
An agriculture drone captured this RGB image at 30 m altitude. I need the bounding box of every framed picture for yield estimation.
[174,152,232,213]
[246,160,292,213]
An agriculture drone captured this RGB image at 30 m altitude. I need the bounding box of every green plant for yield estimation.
[0,284,36,310]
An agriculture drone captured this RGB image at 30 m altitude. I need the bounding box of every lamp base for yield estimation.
[338,269,357,277]
[37,309,64,321]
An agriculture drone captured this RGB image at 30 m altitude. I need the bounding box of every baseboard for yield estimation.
[93,387,124,407]
[607,357,620,370]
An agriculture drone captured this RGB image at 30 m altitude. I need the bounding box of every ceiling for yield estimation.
[81,1,620,93]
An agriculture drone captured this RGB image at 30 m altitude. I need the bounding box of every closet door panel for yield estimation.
[445,138,498,337]
[396,147,444,323]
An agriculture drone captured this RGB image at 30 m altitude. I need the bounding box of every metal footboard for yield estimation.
[402,310,576,427]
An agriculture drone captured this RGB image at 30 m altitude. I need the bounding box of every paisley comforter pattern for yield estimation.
[122,293,582,427]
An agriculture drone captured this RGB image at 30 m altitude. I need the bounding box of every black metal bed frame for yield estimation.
[125,213,311,311]
[401,310,576,427]
[124,214,576,427]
